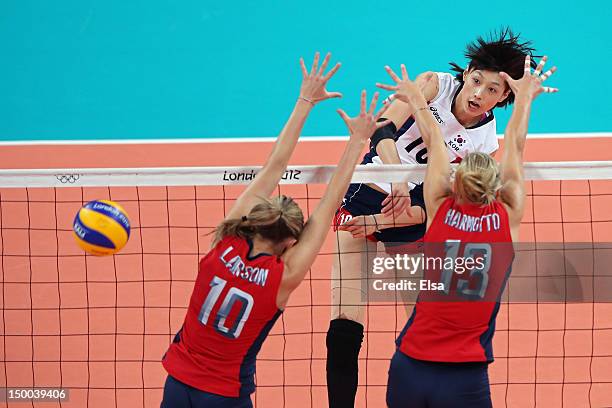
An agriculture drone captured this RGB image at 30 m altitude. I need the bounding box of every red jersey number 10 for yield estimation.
[198,276,254,339]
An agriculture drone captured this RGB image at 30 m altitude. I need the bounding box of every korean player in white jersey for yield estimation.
[327,28,541,408]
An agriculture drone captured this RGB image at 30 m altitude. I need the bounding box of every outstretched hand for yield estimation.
[376,64,428,109]
[381,183,412,218]
[500,55,558,101]
[337,90,390,143]
[299,52,342,104]
[338,215,377,238]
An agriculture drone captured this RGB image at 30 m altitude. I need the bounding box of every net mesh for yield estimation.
[1,163,612,407]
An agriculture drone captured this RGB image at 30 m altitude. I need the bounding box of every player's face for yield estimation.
[460,69,510,115]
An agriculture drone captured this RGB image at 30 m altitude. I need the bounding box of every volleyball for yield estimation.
[72,200,131,256]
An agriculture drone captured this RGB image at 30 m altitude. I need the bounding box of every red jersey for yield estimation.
[162,235,284,397]
[397,196,514,363]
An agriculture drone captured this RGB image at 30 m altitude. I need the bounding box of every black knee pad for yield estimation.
[326,318,364,371]
[326,319,364,408]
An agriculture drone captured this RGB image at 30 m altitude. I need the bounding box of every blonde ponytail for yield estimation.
[213,195,304,245]
[454,152,501,205]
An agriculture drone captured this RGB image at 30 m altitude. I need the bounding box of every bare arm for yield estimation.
[499,55,558,236]
[336,207,425,238]
[378,65,451,224]
[377,71,438,132]
[373,71,438,218]
[499,97,530,225]
[225,52,342,222]
[279,91,390,298]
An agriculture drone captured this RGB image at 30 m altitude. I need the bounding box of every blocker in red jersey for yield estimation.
[160,51,392,408]
[383,54,558,408]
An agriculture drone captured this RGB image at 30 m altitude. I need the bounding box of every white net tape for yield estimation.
[1,161,612,188]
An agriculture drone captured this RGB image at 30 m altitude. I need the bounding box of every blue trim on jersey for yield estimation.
[396,306,417,348]
[468,110,495,129]
[480,302,500,362]
[238,309,282,396]
[162,326,183,361]
[479,263,513,362]
[397,116,416,135]
[245,237,273,261]
[173,327,183,343]
[361,150,377,165]
[451,82,462,112]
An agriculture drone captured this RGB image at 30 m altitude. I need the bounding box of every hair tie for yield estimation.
[242,216,247,222]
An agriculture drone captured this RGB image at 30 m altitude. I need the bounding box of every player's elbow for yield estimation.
[501,161,525,188]
[513,136,526,153]
[375,138,399,160]
[504,130,526,153]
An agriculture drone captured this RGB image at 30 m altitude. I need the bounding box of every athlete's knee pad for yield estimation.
[326,319,364,407]
[326,318,364,372]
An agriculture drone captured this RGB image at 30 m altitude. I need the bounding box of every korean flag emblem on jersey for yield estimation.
[453,135,466,147]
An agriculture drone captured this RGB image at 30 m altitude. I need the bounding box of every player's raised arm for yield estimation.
[378,65,450,223]
[499,55,558,233]
[373,70,438,217]
[378,70,438,131]
[278,91,389,299]
[224,52,342,223]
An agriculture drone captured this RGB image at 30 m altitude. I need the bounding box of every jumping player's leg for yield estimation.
[327,183,380,407]
[331,229,377,322]
[327,183,427,407]
[327,228,376,408]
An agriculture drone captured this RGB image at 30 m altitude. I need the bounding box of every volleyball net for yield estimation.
[1,162,612,407]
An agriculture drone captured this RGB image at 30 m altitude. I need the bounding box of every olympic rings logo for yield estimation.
[55,174,81,184]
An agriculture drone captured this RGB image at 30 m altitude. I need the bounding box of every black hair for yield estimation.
[449,27,537,107]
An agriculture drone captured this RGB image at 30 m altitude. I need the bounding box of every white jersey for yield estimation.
[365,72,498,193]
